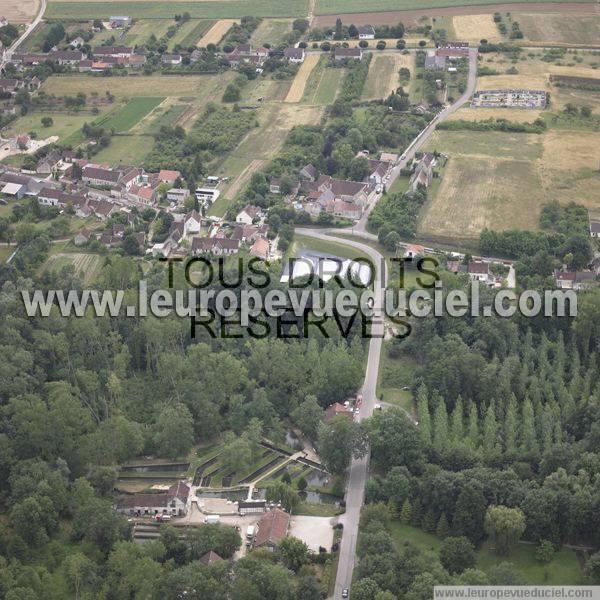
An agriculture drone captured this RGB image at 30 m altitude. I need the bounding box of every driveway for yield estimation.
[289,515,335,553]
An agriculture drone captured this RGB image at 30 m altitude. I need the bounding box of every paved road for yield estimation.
[297,227,386,599]
[355,47,479,234]
[0,0,47,69]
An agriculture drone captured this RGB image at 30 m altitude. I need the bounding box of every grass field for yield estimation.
[46,0,309,20]
[453,14,502,43]
[42,73,235,102]
[168,19,213,50]
[250,19,293,47]
[100,97,165,133]
[43,253,105,284]
[241,77,291,103]
[211,103,323,213]
[197,19,235,47]
[93,134,155,166]
[447,106,544,122]
[3,111,106,143]
[137,102,189,134]
[515,13,600,45]
[285,53,320,103]
[419,128,600,242]
[377,346,417,414]
[362,52,414,101]
[301,57,345,105]
[123,19,174,46]
[388,523,584,584]
[314,0,592,15]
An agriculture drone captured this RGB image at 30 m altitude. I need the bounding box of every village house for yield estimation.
[128,184,157,205]
[1,171,43,195]
[299,164,317,182]
[249,236,270,260]
[554,269,596,291]
[436,42,469,59]
[70,36,85,49]
[192,236,239,256]
[184,210,202,236]
[304,175,374,218]
[93,45,133,59]
[425,52,447,70]
[109,15,132,28]
[0,78,24,95]
[167,188,190,204]
[195,187,220,207]
[82,166,123,189]
[284,47,305,63]
[73,228,92,246]
[589,220,600,238]
[88,198,116,220]
[366,159,391,186]
[403,244,425,260]
[116,481,190,517]
[358,25,376,40]
[224,44,269,68]
[253,507,290,551]
[232,224,268,244]
[468,261,493,285]
[38,187,86,208]
[1,182,26,199]
[0,17,8,28]
[162,53,182,65]
[36,152,62,174]
[334,47,363,61]
[325,402,352,422]
[199,551,223,566]
[158,169,181,185]
[49,50,84,65]
[236,204,262,225]
[409,153,435,192]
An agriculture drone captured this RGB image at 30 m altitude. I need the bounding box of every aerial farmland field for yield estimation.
[300,57,345,105]
[362,52,414,101]
[100,97,166,133]
[250,19,293,47]
[46,0,309,20]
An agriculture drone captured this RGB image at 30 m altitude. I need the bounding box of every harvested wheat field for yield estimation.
[0,0,38,23]
[362,52,414,100]
[542,131,600,172]
[453,14,502,43]
[197,19,236,47]
[285,53,320,102]
[515,13,600,45]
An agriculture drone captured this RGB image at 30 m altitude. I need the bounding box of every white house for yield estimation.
[236,204,261,225]
[195,187,220,206]
[184,209,202,236]
[358,25,376,40]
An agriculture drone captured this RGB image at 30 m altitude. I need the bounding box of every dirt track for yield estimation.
[313,2,596,27]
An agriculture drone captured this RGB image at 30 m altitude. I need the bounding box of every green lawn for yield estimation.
[93,135,155,166]
[302,58,345,105]
[293,234,370,262]
[123,19,175,46]
[168,19,213,50]
[101,97,165,133]
[376,344,417,411]
[315,0,591,15]
[47,1,309,19]
[250,19,293,47]
[389,523,585,584]
[142,103,189,134]
[4,111,106,143]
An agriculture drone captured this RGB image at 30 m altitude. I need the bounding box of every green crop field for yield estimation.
[302,58,345,105]
[177,20,214,47]
[142,103,189,134]
[315,0,591,14]
[46,0,309,20]
[93,134,155,166]
[100,97,165,133]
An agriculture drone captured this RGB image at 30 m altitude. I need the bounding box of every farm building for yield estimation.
[116,481,190,517]
[334,47,363,61]
[358,25,376,40]
[253,508,290,551]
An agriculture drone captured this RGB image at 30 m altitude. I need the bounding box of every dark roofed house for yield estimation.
[83,166,122,188]
[334,47,363,61]
[199,551,223,566]
[254,508,290,551]
[325,402,352,422]
[74,228,92,246]
[115,480,189,516]
[299,164,317,182]
[192,236,239,256]
[37,151,62,174]
[239,500,266,515]
[93,45,133,58]
[0,78,24,94]
[49,50,84,65]
[468,261,492,285]
[590,220,600,238]
[554,269,596,291]
[162,53,182,65]
[284,47,305,63]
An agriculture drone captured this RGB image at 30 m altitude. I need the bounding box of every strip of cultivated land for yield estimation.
[46,0,309,19]
[197,19,236,47]
[362,53,414,101]
[313,2,595,25]
[285,53,320,103]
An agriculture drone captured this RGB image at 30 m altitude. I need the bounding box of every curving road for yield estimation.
[0,0,48,70]
[356,47,478,234]
[299,48,479,599]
